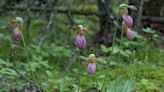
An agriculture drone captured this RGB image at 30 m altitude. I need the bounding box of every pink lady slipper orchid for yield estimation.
[10,17,23,41]
[75,25,87,51]
[126,28,135,40]
[75,35,86,51]
[87,63,96,75]
[13,27,21,41]
[87,54,96,75]
[122,14,133,28]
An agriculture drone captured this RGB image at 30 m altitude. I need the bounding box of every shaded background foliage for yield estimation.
[0,0,163,92]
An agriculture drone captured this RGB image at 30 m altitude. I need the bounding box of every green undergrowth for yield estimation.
[0,14,163,92]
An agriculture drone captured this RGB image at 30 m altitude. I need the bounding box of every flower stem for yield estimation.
[101,16,119,91]
[118,26,124,59]
[77,51,81,92]
[92,75,94,86]
[21,32,40,90]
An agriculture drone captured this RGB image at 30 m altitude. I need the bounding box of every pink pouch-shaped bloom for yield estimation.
[75,35,86,51]
[87,63,96,75]
[13,27,22,41]
[122,14,133,28]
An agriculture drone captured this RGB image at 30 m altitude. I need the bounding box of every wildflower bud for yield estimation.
[75,25,87,51]
[126,28,135,40]
[13,27,22,41]
[122,14,133,28]
[87,54,96,75]
[75,35,86,51]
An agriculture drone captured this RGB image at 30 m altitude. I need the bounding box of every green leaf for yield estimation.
[109,61,118,66]
[109,46,120,54]
[101,45,110,53]
[0,68,17,76]
[120,50,132,57]
[46,71,52,77]
[0,59,8,65]
[105,76,135,92]
[101,45,120,54]
[119,4,128,8]
[142,27,155,33]
[97,57,107,64]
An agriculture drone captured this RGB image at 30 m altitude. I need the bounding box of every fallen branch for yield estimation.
[4,6,164,23]
[142,16,164,23]
[4,6,103,16]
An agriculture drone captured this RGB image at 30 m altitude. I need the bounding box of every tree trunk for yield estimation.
[95,0,113,46]
[129,0,144,31]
